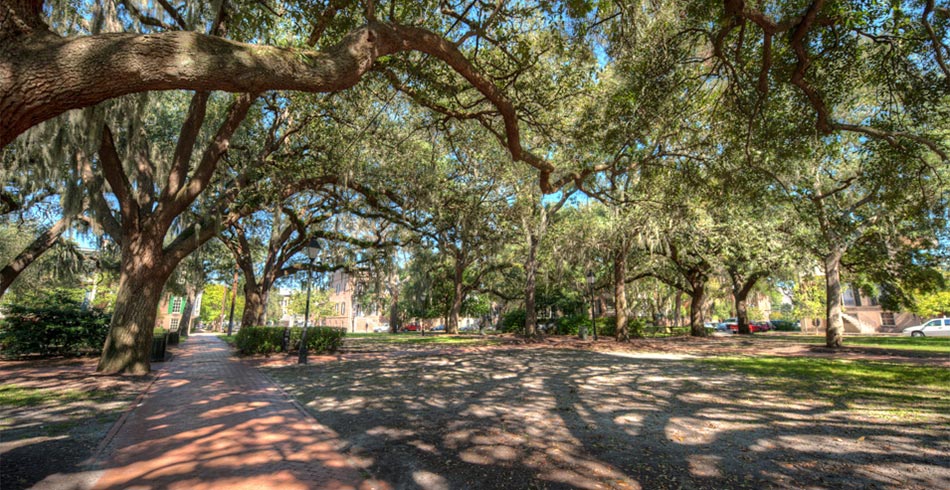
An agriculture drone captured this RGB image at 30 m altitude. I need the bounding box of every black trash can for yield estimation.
[167,331,180,346]
[151,332,168,362]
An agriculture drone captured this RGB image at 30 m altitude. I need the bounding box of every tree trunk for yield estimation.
[825,249,845,348]
[689,278,707,337]
[735,292,750,335]
[730,269,759,335]
[241,282,266,327]
[672,290,683,327]
[523,232,538,338]
[0,215,71,298]
[447,261,464,334]
[389,288,400,333]
[178,283,198,338]
[614,249,629,341]
[97,252,170,375]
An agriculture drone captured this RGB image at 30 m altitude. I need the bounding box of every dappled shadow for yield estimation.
[0,357,149,489]
[88,334,367,490]
[268,347,950,489]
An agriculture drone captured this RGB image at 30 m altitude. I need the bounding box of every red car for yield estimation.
[728,321,769,333]
[401,323,420,332]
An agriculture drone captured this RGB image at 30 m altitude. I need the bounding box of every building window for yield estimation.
[171,296,183,313]
[170,318,180,331]
[342,302,346,316]
[881,312,896,327]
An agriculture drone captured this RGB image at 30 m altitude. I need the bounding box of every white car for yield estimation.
[902,318,950,337]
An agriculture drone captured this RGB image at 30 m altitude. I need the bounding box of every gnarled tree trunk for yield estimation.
[241,282,267,328]
[97,238,170,375]
[688,272,707,337]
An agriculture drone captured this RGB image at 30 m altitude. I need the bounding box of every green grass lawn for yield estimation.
[762,334,950,353]
[216,333,237,344]
[702,356,950,419]
[346,333,502,345]
[0,384,116,407]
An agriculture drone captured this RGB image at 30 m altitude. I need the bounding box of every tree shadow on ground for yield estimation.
[267,348,949,490]
[0,358,149,489]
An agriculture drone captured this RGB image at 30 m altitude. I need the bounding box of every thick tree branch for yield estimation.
[163,92,210,202]
[156,92,258,227]
[1,14,581,193]
[0,213,72,297]
[98,125,138,227]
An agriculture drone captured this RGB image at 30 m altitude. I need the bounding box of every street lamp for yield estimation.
[298,239,320,364]
[586,270,597,341]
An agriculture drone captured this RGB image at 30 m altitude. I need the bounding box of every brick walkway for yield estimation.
[92,334,370,490]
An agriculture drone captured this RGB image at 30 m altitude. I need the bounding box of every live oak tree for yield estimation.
[83,90,261,374]
[1,0,594,194]
[594,0,948,339]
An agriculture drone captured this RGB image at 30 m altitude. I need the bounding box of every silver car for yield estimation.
[902,318,950,337]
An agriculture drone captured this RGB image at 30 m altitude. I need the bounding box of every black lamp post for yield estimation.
[586,270,597,341]
[298,240,320,364]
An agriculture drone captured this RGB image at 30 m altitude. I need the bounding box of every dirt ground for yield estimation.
[2,335,946,489]
[0,357,152,490]
[262,336,949,490]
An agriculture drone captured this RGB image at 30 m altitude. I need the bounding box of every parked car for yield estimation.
[373,324,390,333]
[431,324,445,332]
[769,319,801,332]
[752,321,771,332]
[720,318,738,332]
[724,319,768,333]
[401,323,420,332]
[902,318,950,337]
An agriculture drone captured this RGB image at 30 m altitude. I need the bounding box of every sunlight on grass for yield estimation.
[702,356,950,419]
[762,335,950,352]
[0,385,112,407]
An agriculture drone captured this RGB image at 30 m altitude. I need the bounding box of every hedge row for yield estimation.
[0,294,111,357]
[234,326,345,355]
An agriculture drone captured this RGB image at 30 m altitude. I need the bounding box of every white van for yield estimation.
[902,318,950,337]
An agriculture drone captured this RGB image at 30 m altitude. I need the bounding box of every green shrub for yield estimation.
[501,309,526,333]
[293,326,346,353]
[235,326,345,355]
[555,314,583,335]
[235,326,285,355]
[0,291,111,357]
